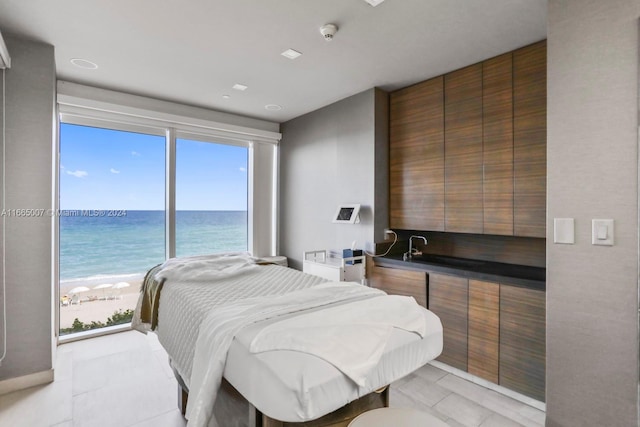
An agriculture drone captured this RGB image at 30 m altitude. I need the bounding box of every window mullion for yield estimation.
[166,128,176,259]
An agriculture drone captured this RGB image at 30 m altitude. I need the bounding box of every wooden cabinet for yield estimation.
[427,271,545,402]
[389,77,445,231]
[428,273,468,371]
[388,41,546,237]
[500,285,546,401]
[367,259,427,307]
[482,53,514,235]
[468,280,500,383]
[514,41,547,238]
[444,64,483,233]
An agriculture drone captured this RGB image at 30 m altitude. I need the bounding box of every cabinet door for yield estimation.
[428,273,468,371]
[468,280,500,383]
[444,64,483,233]
[513,41,547,238]
[367,261,427,307]
[389,77,445,231]
[500,285,546,401]
[483,53,514,236]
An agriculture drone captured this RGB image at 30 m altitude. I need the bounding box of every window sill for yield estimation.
[58,323,132,345]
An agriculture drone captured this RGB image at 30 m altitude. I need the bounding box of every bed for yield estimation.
[132,252,443,427]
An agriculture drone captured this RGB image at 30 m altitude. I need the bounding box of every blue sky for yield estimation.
[60,123,248,210]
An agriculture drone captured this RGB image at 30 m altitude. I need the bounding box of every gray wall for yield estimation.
[279,88,389,269]
[547,1,639,426]
[0,37,55,381]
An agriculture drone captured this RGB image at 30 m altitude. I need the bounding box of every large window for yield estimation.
[59,123,166,336]
[176,138,248,257]
[56,86,279,339]
[58,124,252,337]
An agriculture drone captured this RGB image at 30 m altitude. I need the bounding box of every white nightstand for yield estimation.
[302,250,365,284]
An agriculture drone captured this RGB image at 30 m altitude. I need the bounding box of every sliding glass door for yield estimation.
[59,123,166,336]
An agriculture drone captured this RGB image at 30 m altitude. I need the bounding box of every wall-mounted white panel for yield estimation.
[553,218,575,244]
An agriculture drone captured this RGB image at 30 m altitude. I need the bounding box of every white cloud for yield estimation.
[131,151,140,156]
[60,164,65,170]
[110,168,120,174]
[239,167,247,172]
[66,170,88,178]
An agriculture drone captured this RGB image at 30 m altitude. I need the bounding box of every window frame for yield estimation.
[55,86,280,340]
[57,115,257,260]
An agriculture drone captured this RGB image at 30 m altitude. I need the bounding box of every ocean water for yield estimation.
[59,210,247,282]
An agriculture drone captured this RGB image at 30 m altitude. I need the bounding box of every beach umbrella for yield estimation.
[68,286,90,305]
[113,282,130,290]
[93,283,113,299]
[69,286,90,294]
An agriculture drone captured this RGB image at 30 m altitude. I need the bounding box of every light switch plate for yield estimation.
[592,219,614,246]
[554,218,575,244]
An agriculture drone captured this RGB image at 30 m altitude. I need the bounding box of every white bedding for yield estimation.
[154,252,259,283]
[227,301,443,423]
[187,283,389,427]
[156,264,327,386]
[249,294,429,386]
[149,259,443,426]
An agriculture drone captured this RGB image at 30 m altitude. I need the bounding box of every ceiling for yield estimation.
[0,0,546,123]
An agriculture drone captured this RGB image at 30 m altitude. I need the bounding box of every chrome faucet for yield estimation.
[403,235,428,261]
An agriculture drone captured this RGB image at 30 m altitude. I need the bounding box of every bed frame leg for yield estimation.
[381,386,390,407]
[178,385,188,416]
[260,414,284,427]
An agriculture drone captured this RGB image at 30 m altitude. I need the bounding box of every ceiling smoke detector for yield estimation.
[320,24,338,41]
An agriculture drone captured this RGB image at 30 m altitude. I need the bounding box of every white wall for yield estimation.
[547,1,639,425]
[279,88,389,269]
[0,36,55,383]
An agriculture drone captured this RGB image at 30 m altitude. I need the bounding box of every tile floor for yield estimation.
[0,330,545,427]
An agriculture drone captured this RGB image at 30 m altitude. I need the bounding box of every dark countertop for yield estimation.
[374,254,546,291]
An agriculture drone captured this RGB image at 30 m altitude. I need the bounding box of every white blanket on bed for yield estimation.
[186,282,386,427]
[249,294,427,386]
[153,252,259,283]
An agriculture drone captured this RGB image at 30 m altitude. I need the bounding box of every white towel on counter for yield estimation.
[249,295,427,386]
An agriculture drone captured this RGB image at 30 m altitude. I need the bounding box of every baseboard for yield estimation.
[428,360,546,412]
[0,369,54,395]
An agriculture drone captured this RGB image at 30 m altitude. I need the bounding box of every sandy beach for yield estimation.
[59,276,143,329]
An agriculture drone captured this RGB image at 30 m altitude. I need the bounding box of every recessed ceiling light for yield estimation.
[70,58,98,69]
[222,95,231,99]
[364,0,386,6]
[265,104,282,111]
[232,83,248,91]
[281,49,302,60]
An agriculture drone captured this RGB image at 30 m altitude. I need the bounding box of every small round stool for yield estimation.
[349,407,449,427]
